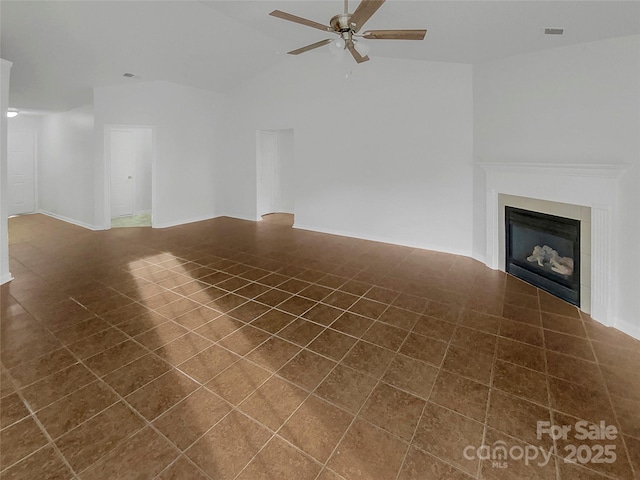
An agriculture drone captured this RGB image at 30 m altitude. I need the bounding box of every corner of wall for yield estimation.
[613,316,640,342]
[38,210,102,231]
[0,58,13,285]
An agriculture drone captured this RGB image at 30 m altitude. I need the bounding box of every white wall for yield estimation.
[7,113,42,132]
[219,54,474,255]
[94,81,223,228]
[38,105,96,228]
[473,35,640,335]
[0,59,13,284]
[278,128,295,214]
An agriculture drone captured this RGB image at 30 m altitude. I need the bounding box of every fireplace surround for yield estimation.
[479,162,625,327]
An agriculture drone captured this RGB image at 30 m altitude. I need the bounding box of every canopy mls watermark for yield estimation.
[463,419,619,470]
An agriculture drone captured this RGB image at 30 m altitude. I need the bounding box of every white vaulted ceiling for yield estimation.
[2,0,639,112]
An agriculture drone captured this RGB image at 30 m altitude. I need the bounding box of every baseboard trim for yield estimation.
[613,316,640,341]
[219,213,261,222]
[1,272,14,285]
[292,222,473,258]
[140,212,257,229]
[471,251,487,265]
[38,210,102,231]
[153,214,218,229]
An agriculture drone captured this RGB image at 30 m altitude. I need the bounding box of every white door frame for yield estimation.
[103,124,156,229]
[7,128,38,215]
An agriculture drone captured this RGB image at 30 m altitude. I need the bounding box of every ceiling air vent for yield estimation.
[123,73,135,78]
[544,28,564,35]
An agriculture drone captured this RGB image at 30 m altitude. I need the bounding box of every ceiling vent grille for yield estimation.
[544,28,564,35]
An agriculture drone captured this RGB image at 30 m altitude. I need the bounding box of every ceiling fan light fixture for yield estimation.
[329,37,347,55]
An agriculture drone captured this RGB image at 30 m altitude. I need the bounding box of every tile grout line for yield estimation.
[583,317,638,480]
[74,281,375,477]
[229,285,384,480]
[541,287,565,480]
[540,290,605,479]
[396,298,483,480]
[475,290,506,480]
[150,453,211,480]
[312,307,420,480]
[1,367,82,479]
[7,264,483,479]
[7,217,638,480]
[60,337,211,479]
[7,291,219,479]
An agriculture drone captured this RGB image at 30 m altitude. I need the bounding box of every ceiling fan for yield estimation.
[269,0,427,64]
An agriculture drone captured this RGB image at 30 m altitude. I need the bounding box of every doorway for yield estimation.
[7,129,36,216]
[256,129,294,219]
[105,125,154,228]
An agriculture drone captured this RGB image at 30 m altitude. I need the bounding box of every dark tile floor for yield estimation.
[1,213,639,480]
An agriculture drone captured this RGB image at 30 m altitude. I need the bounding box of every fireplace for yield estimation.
[505,206,580,306]
[480,162,626,329]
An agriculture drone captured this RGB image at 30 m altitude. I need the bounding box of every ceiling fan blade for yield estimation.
[269,10,331,32]
[347,41,370,63]
[349,0,386,32]
[362,29,427,40]
[287,39,334,55]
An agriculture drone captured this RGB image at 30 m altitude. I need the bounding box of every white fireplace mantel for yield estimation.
[478,162,626,327]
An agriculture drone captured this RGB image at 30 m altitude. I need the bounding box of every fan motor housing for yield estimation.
[330,13,353,32]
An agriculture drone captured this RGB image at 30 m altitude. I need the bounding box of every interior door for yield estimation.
[110,129,135,218]
[7,130,35,215]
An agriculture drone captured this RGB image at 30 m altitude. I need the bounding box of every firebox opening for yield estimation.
[505,206,580,306]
